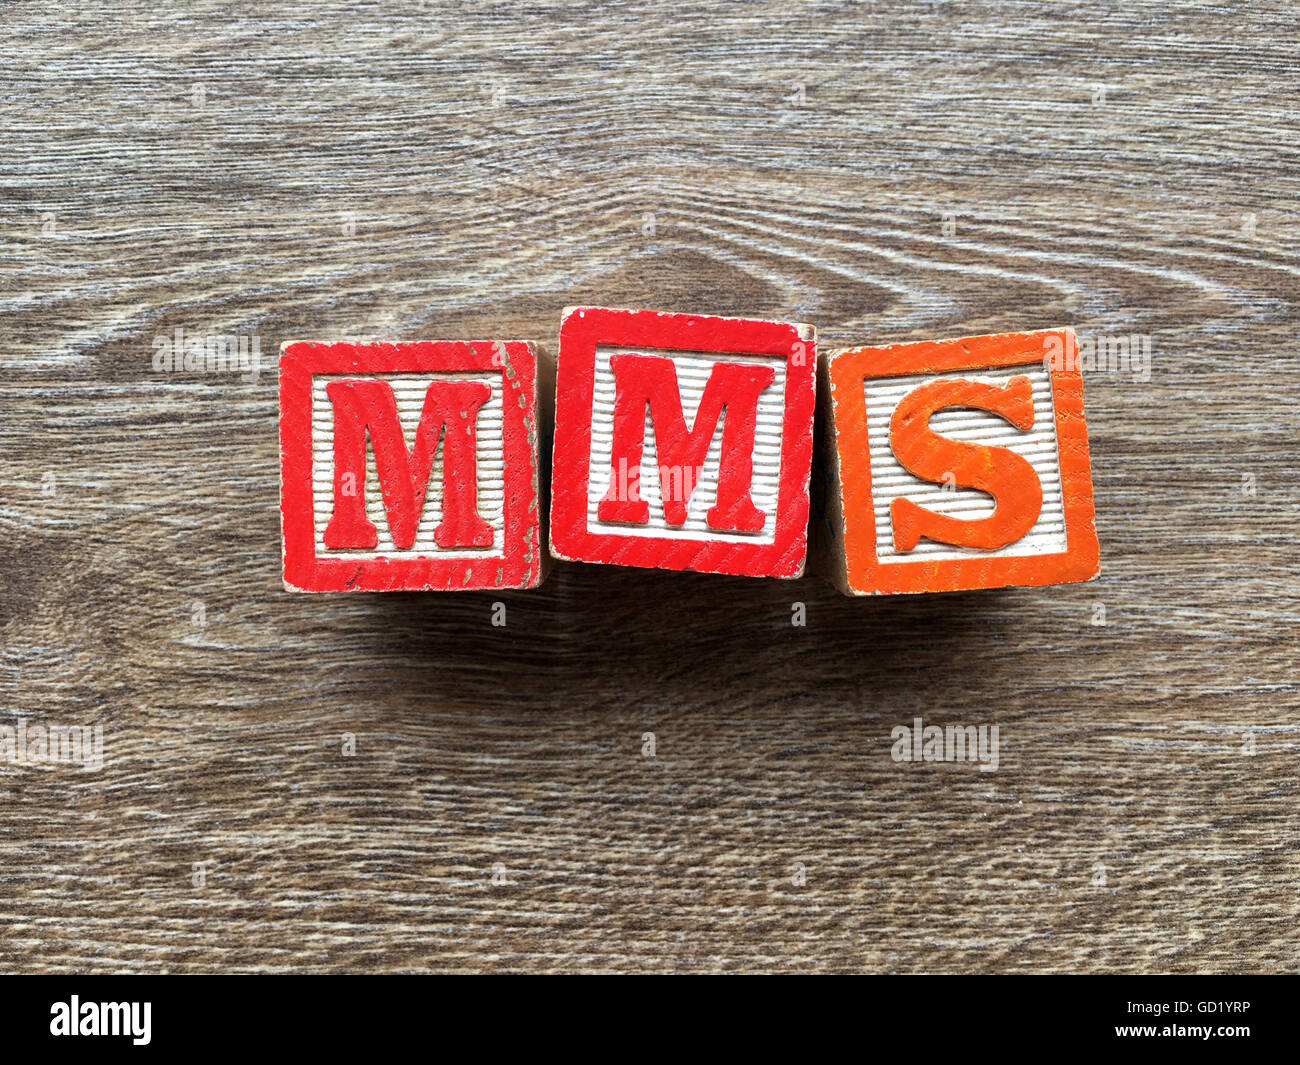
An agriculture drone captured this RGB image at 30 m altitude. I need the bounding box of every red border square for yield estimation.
[280,340,543,592]
[549,306,816,578]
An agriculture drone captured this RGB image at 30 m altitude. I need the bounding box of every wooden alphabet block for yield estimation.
[280,340,546,592]
[819,328,1099,595]
[549,306,816,578]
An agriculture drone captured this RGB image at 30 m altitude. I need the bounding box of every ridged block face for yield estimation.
[550,306,817,578]
[280,340,544,592]
[822,328,1100,595]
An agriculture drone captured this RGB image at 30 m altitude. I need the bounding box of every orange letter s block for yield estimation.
[888,376,1042,552]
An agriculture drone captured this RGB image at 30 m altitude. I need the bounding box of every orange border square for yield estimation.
[826,328,1100,595]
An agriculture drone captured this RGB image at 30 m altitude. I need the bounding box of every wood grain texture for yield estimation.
[2,0,1298,973]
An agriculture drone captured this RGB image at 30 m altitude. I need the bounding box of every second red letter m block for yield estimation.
[549,306,816,578]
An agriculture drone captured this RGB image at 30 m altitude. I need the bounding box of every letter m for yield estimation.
[323,378,493,550]
[102,1003,130,1037]
[596,353,775,531]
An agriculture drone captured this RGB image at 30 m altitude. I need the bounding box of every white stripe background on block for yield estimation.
[587,346,787,545]
[864,363,1068,564]
[311,372,504,559]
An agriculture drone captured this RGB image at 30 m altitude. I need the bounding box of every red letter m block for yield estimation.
[550,307,816,578]
[280,340,545,592]
[822,328,1099,595]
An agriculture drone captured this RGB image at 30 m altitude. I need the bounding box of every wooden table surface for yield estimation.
[3,0,1297,973]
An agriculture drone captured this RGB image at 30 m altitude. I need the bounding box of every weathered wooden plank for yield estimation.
[0,0,1297,973]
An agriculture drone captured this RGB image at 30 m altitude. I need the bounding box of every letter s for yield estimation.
[888,376,1042,552]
